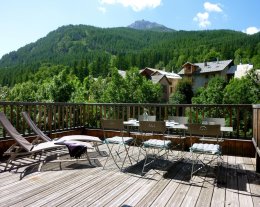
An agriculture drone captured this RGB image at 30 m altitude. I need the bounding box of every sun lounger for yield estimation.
[0,112,94,172]
[21,112,103,154]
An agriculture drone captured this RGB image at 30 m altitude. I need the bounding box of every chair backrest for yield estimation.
[0,112,32,152]
[187,123,221,138]
[101,119,124,131]
[168,116,188,124]
[202,117,225,127]
[21,111,51,142]
[139,121,166,134]
[138,115,156,121]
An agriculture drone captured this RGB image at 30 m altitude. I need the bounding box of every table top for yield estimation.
[123,121,233,132]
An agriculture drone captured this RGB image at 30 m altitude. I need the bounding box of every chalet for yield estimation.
[140,67,182,102]
[178,59,234,91]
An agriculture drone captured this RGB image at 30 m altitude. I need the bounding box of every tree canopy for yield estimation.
[0,25,260,87]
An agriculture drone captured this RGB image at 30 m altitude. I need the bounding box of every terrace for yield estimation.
[0,102,260,206]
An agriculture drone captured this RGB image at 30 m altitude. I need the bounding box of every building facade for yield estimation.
[178,59,234,92]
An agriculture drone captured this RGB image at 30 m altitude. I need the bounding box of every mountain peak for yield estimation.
[127,20,174,32]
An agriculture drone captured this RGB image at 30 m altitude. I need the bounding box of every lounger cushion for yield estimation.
[59,135,102,143]
[30,141,64,152]
[32,140,93,152]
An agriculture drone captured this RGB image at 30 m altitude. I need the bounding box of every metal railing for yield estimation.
[0,102,253,140]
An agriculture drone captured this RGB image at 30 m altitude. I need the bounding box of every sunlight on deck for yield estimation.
[0,145,260,207]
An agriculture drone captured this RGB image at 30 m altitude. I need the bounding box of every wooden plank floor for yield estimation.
[0,145,260,207]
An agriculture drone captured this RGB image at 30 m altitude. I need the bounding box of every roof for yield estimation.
[142,67,181,79]
[151,75,170,84]
[151,74,164,83]
[178,59,233,75]
[156,70,182,79]
[226,65,237,74]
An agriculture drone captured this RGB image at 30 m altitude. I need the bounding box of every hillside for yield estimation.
[0,24,260,86]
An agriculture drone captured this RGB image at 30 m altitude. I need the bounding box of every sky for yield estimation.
[0,0,259,58]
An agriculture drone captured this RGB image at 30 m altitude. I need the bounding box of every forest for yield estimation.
[0,25,260,86]
[0,24,259,104]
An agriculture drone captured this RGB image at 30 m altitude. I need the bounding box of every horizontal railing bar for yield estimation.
[0,101,253,107]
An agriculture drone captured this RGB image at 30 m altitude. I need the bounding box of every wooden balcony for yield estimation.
[0,102,256,157]
[0,102,259,206]
[0,145,259,206]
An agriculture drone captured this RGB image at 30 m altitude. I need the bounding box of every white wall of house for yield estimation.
[234,64,253,78]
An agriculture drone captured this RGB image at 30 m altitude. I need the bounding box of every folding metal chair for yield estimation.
[187,123,223,178]
[139,121,171,175]
[166,116,189,152]
[101,119,134,171]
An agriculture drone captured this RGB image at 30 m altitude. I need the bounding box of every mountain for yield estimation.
[0,24,259,86]
[128,20,174,32]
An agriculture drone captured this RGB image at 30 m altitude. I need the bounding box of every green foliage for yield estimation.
[192,76,227,104]
[0,25,260,104]
[223,76,259,104]
[100,67,162,103]
[0,86,10,101]
[170,79,193,104]
[0,25,260,87]
[9,81,38,102]
[101,67,126,102]
[49,70,75,102]
[124,67,162,103]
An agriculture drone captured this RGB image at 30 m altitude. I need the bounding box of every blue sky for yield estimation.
[0,0,259,58]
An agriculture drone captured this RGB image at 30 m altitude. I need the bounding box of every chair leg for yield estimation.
[103,143,123,170]
[119,145,132,171]
[191,152,195,178]
[141,150,149,175]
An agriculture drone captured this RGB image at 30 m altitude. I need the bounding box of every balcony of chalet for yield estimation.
[0,102,259,206]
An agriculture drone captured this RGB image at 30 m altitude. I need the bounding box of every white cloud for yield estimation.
[193,12,211,28]
[204,2,222,13]
[99,0,162,12]
[243,27,260,35]
[193,2,223,28]
[98,6,107,13]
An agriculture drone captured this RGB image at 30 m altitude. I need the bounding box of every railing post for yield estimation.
[252,104,260,173]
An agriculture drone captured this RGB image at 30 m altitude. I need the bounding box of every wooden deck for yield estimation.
[0,145,260,207]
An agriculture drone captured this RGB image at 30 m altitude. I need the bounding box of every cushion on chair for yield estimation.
[190,143,221,154]
[104,136,133,144]
[143,139,171,148]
